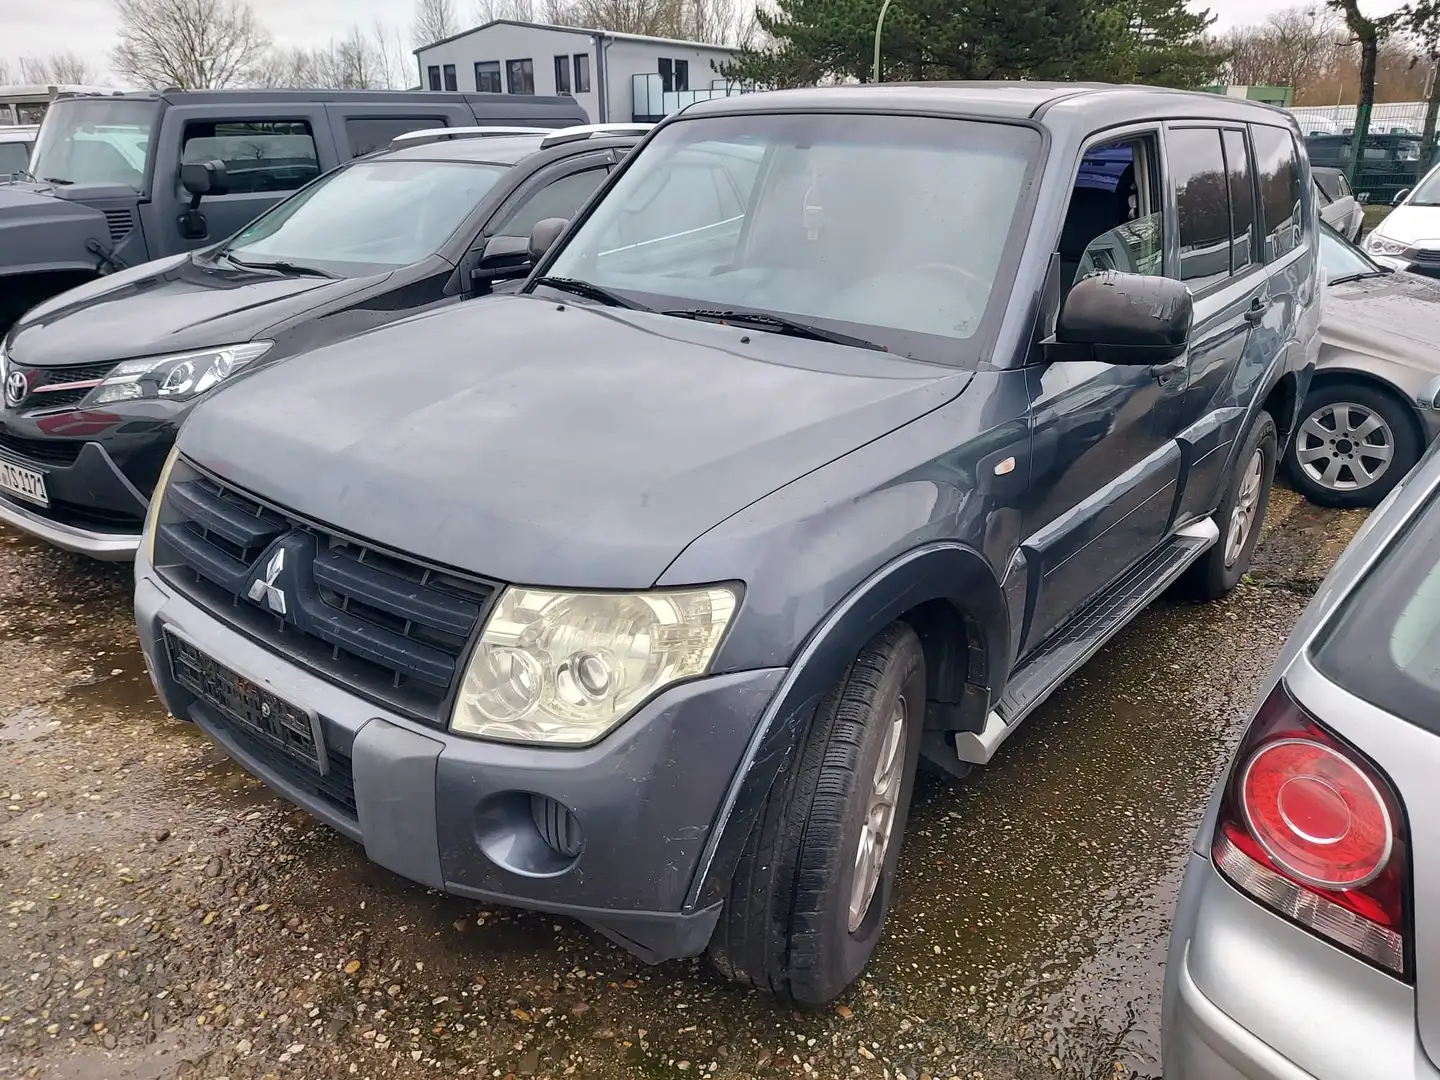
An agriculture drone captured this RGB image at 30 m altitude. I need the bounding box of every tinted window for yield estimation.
[1313,493,1440,738]
[1065,139,1164,283]
[443,65,457,91]
[0,141,29,175]
[475,61,501,93]
[494,166,609,238]
[1223,129,1256,273]
[573,54,591,94]
[675,59,689,91]
[1169,127,1231,288]
[428,66,441,91]
[1251,124,1303,260]
[181,120,318,195]
[507,59,534,95]
[554,56,571,94]
[346,117,446,157]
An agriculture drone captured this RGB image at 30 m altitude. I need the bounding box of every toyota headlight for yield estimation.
[1364,233,1408,257]
[86,342,273,405]
[452,585,738,745]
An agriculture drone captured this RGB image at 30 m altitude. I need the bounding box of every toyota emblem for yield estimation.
[4,370,27,408]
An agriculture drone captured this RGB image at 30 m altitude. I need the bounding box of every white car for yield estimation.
[1315,166,1364,241]
[0,124,36,177]
[1364,161,1440,274]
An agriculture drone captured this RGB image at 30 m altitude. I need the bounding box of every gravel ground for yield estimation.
[0,487,1367,1080]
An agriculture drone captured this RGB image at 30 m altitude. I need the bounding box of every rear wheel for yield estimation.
[708,621,925,1005]
[1283,380,1420,509]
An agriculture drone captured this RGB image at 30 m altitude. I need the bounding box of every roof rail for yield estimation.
[389,125,553,149]
[539,123,653,148]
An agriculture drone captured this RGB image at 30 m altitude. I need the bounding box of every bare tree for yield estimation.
[1218,6,1344,92]
[413,0,460,49]
[0,59,12,84]
[476,0,537,21]
[15,52,101,84]
[113,0,272,89]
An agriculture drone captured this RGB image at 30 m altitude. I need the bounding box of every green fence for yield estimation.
[1292,102,1435,204]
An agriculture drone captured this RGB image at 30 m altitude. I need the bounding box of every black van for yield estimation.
[0,88,587,330]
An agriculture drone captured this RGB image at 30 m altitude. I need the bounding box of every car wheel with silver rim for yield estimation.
[1186,409,1278,601]
[1284,380,1421,509]
[709,621,925,1005]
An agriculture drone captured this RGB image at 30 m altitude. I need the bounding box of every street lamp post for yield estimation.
[873,0,896,83]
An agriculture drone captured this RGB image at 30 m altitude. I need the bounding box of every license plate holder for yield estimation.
[0,456,48,508]
[163,630,328,775]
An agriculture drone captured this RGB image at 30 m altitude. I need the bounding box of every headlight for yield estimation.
[87,342,273,405]
[141,446,180,565]
[451,585,738,745]
[1364,233,1408,257]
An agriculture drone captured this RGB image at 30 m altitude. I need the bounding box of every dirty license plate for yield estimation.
[0,457,48,507]
[164,631,327,774]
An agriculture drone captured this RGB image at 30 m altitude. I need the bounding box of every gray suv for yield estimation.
[134,83,1321,1004]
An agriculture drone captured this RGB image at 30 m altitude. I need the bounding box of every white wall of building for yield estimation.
[415,22,738,124]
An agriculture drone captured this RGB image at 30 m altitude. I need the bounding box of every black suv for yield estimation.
[0,126,644,558]
[135,84,1320,1004]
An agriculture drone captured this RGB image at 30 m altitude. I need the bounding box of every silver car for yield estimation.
[1163,434,1440,1078]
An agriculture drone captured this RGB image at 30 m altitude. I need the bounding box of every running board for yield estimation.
[953,517,1220,766]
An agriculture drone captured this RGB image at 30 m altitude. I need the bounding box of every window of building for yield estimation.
[474,60,501,93]
[494,166,610,238]
[345,117,446,157]
[554,55,572,95]
[428,65,442,91]
[659,57,674,93]
[180,120,319,195]
[1251,124,1304,261]
[442,64,457,91]
[507,59,535,95]
[1169,126,1232,289]
[573,53,591,94]
[674,59,689,92]
[1222,128,1256,274]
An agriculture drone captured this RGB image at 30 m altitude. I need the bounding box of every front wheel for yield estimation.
[1185,410,1277,601]
[1283,380,1421,509]
[708,621,925,1005]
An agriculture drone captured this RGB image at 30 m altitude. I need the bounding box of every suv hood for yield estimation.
[1325,270,1440,372]
[1372,202,1440,247]
[180,295,969,588]
[0,183,111,277]
[8,253,383,366]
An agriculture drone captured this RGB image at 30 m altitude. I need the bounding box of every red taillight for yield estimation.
[1212,684,1409,977]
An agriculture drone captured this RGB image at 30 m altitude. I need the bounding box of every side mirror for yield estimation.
[1393,188,1411,206]
[1045,271,1193,366]
[528,217,569,262]
[469,234,533,291]
[181,159,230,202]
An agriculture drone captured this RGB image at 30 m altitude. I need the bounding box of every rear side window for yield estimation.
[181,120,319,195]
[1313,493,1440,737]
[1169,127,1232,289]
[1222,129,1256,273]
[345,117,446,157]
[1251,124,1304,261]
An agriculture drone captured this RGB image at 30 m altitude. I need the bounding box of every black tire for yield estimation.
[1185,410,1277,601]
[1282,380,1422,509]
[708,621,925,1005]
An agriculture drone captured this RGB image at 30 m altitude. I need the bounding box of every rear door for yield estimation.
[149,101,340,253]
[323,103,472,159]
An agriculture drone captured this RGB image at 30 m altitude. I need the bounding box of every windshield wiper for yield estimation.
[1329,269,1393,284]
[40,176,73,186]
[661,308,888,353]
[220,252,337,278]
[532,276,647,310]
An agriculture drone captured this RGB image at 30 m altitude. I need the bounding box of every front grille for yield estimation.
[23,361,118,412]
[0,429,84,467]
[153,468,497,726]
[104,209,134,244]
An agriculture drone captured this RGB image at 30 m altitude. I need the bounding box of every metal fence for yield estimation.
[1290,101,1435,205]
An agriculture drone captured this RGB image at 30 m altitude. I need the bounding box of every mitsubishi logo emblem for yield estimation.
[247,549,287,615]
[4,370,27,408]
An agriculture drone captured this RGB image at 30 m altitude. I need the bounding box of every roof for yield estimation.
[379,131,641,166]
[414,18,738,56]
[678,81,1300,126]
[69,87,581,109]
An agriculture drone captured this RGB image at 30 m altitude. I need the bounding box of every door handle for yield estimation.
[1244,296,1270,324]
[1150,357,1186,386]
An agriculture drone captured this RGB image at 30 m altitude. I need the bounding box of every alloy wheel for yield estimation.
[848,696,908,933]
[1294,401,1395,494]
[1224,449,1264,567]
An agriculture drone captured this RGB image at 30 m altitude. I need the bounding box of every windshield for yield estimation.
[0,140,29,177]
[1320,223,1384,282]
[28,98,156,189]
[1408,163,1440,206]
[542,113,1042,364]
[226,158,509,274]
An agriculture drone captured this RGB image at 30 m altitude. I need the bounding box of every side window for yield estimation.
[1338,173,1352,198]
[493,166,609,239]
[443,65,457,92]
[1222,129,1256,274]
[180,120,319,195]
[1168,127,1231,290]
[507,59,535,95]
[1251,125,1304,261]
[1059,135,1164,288]
[428,66,442,91]
[345,117,446,157]
[475,61,501,93]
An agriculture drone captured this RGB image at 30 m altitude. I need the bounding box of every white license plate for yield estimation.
[0,458,48,507]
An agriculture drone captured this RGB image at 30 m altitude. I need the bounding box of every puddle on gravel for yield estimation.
[0,705,63,743]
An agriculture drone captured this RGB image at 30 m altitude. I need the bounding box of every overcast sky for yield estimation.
[6,0,1414,85]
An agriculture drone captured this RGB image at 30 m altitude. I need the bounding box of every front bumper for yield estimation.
[0,436,153,559]
[0,486,139,558]
[134,552,785,964]
[1163,853,1435,1080]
